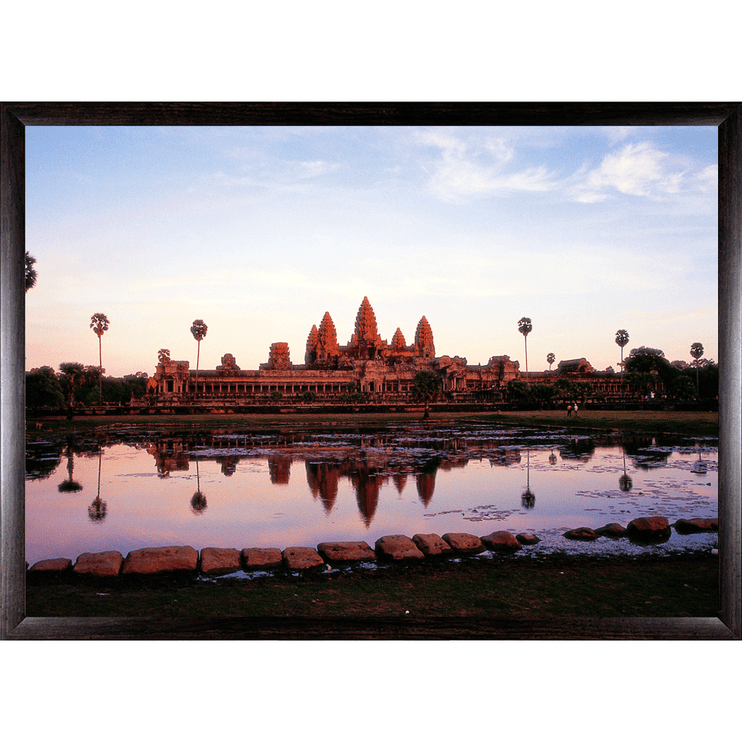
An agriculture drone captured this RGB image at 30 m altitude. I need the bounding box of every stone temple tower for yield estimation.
[317,312,339,359]
[305,325,319,364]
[306,312,340,365]
[390,327,407,352]
[348,297,385,359]
[414,316,435,358]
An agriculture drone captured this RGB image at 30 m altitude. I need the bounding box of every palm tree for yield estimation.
[615,329,629,383]
[190,319,208,395]
[59,362,85,416]
[690,342,704,395]
[25,252,37,292]
[547,352,555,371]
[518,317,532,373]
[90,313,109,403]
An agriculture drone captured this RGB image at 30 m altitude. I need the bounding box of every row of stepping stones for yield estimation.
[563,516,718,541]
[27,516,717,578]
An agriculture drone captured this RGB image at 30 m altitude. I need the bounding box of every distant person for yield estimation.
[567,404,572,417]
[573,402,579,416]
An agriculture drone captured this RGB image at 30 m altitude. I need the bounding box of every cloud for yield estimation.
[568,141,688,203]
[211,153,342,192]
[414,130,555,201]
[693,164,718,193]
[414,131,715,211]
[600,126,636,144]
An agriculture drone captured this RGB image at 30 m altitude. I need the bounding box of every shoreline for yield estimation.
[26,550,720,621]
[27,515,718,579]
[25,408,720,439]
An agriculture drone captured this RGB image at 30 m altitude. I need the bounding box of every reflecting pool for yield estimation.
[25,422,718,565]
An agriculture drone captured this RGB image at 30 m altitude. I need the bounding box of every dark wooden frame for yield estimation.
[2,103,740,639]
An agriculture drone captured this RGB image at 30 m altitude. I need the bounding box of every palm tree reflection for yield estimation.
[190,458,207,515]
[58,439,83,492]
[88,449,107,523]
[521,448,535,509]
[619,451,633,492]
[692,443,707,475]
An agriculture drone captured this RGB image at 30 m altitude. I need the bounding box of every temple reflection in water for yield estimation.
[141,429,474,526]
[138,427,632,527]
[25,424,718,566]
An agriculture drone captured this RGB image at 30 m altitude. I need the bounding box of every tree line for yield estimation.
[26,364,148,411]
[504,345,718,409]
[25,256,716,412]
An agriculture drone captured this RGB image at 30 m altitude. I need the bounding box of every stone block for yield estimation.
[627,516,671,542]
[317,541,376,562]
[282,546,325,571]
[481,530,522,551]
[242,547,283,570]
[412,533,453,556]
[595,523,627,538]
[73,551,124,577]
[673,518,718,534]
[516,533,541,545]
[122,545,198,575]
[563,527,600,541]
[200,547,241,575]
[375,535,425,561]
[442,532,485,554]
[30,558,72,572]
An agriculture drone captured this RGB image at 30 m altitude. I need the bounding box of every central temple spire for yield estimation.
[353,297,379,343]
[348,296,384,359]
[303,297,439,367]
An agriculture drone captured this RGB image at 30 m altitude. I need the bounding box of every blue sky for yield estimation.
[25,125,718,378]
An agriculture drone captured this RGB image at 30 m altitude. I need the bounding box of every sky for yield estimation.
[24,124,718,378]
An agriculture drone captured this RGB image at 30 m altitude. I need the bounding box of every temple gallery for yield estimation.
[149,297,625,406]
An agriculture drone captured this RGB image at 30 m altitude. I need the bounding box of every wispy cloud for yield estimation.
[414,130,555,201]
[600,126,636,144]
[416,131,715,211]
[212,158,341,190]
[567,141,688,203]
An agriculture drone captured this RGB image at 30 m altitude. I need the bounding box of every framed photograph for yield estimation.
[2,102,740,639]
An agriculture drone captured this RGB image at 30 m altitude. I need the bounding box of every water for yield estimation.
[25,422,718,565]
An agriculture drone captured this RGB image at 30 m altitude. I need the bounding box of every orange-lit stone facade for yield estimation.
[152,297,521,404]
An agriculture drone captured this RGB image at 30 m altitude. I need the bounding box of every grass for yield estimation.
[27,408,719,438]
[482,409,718,436]
[26,552,719,620]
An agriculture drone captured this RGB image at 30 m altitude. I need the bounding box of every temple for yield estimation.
[149,297,634,409]
[151,297,522,405]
